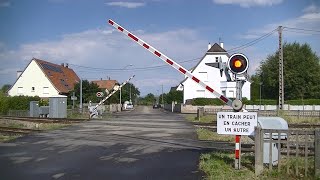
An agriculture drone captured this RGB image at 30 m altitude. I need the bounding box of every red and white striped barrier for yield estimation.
[90,75,135,118]
[235,135,241,159]
[108,19,233,107]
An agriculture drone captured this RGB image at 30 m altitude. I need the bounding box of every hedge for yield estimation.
[191,97,320,106]
[191,98,225,106]
[0,93,40,115]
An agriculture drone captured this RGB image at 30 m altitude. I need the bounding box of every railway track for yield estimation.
[0,116,88,124]
[0,126,42,135]
[192,121,320,129]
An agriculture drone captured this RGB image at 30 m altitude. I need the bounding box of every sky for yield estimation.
[0,0,319,96]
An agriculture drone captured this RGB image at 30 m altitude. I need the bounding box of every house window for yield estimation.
[222,90,226,96]
[17,87,23,94]
[196,90,205,98]
[198,72,208,82]
[229,90,234,98]
[43,87,49,94]
[215,57,219,62]
[31,87,35,92]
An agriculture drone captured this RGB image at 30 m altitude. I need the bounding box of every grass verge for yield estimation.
[0,135,22,142]
[197,128,234,142]
[200,152,316,180]
[184,114,216,123]
[0,122,70,143]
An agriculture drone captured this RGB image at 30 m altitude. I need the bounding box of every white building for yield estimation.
[177,43,251,104]
[8,58,80,98]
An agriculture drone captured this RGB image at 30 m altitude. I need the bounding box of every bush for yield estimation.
[0,94,40,115]
[192,98,225,106]
[243,99,277,105]
[244,99,320,105]
[285,99,320,105]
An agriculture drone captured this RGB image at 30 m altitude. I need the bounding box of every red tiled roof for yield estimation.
[34,58,80,94]
[92,80,118,91]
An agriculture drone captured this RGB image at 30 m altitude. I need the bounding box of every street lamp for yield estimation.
[259,82,263,110]
[120,64,133,107]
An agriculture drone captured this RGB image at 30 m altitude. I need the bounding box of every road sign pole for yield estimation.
[72,92,75,109]
[235,135,241,169]
[235,79,244,170]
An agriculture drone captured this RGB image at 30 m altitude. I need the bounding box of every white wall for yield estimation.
[8,60,59,98]
[182,54,251,103]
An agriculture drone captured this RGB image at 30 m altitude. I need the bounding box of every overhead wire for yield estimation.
[226,28,278,53]
[283,26,320,34]
[68,57,201,73]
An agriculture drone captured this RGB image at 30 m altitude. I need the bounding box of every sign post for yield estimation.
[71,92,77,109]
[96,92,104,98]
[217,111,258,169]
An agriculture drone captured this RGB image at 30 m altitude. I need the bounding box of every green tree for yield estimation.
[68,80,100,105]
[252,42,320,100]
[165,90,183,104]
[68,81,140,105]
[138,93,156,105]
[1,84,11,93]
[118,83,140,104]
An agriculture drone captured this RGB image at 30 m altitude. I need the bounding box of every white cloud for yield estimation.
[106,1,145,8]
[0,27,207,95]
[303,4,320,14]
[213,0,283,8]
[0,1,10,7]
[240,5,320,39]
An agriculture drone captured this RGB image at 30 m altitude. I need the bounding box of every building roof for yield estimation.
[170,86,178,92]
[177,43,228,87]
[34,58,80,94]
[207,43,227,53]
[91,80,118,91]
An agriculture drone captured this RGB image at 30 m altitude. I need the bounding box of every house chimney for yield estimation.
[208,43,211,50]
[66,63,69,68]
[17,71,22,79]
[220,42,224,49]
[61,63,64,67]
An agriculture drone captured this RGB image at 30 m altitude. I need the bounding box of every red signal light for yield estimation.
[227,54,249,74]
[234,59,242,68]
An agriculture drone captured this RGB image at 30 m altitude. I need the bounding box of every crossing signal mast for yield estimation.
[89,75,135,119]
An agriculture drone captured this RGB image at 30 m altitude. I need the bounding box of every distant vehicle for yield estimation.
[153,104,161,109]
[126,104,134,109]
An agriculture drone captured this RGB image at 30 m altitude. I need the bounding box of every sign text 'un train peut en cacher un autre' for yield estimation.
[217,112,258,136]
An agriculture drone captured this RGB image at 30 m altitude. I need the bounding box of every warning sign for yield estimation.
[217,112,258,135]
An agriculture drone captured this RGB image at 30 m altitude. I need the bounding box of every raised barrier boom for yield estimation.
[108,19,233,108]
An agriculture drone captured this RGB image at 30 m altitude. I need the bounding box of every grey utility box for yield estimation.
[30,101,39,117]
[258,117,288,166]
[49,95,67,118]
[39,106,49,117]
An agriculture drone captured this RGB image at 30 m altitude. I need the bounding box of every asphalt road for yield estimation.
[0,106,204,180]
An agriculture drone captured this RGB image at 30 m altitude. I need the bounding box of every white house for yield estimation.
[177,43,251,104]
[8,58,80,98]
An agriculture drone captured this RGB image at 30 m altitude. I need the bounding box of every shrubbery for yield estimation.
[0,93,40,115]
[191,98,225,106]
[191,97,320,106]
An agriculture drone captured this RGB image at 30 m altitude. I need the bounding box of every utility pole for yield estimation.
[162,84,164,107]
[80,78,83,112]
[278,26,284,115]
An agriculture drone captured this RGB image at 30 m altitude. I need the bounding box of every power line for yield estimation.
[283,29,320,35]
[227,28,278,52]
[69,57,201,72]
[283,26,320,33]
